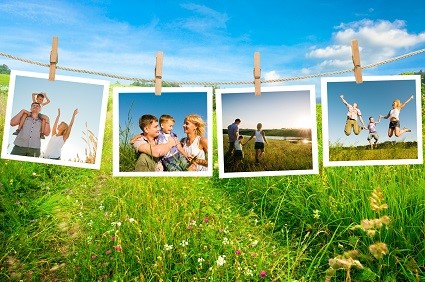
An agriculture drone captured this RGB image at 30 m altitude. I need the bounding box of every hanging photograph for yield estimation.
[322,75,423,166]
[113,87,213,177]
[216,86,319,178]
[1,70,109,169]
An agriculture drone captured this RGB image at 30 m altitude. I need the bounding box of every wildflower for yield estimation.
[128,218,135,223]
[250,240,259,247]
[313,209,320,219]
[32,172,37,176]
[180,240,189,247]
[370,187,388,212]
[244,267,253,277]
[99,204,104,210]
[91,255,97,259]
[198,257,205,266]
[87,220,93,227]
[204,217,209,223]
[369,242,388,259]
[111,236,116,241]
[260,270,267,277]
[114,245,122,252]
[222,237,230,245]
[216,255,226,267]
[111,221,122,227]
[164,244,173,251]
[105,250,112,255]
[235,249,241,255]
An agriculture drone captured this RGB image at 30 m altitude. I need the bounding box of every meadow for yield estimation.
[222,135,313,172]
[329,141,418,161]
[0,74,424,281]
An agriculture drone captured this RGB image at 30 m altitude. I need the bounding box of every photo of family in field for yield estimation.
[114,87,213,176]
[1,71,109,169]
[216,86,318,177]
[322,75,423,166]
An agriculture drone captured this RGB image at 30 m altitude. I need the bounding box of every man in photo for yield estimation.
[9,102,51,157]
[340,95,366,136]
[225,118,241,158]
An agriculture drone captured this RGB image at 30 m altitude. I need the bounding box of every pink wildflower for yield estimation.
[105,249,112,255]
[111,236,116,241]
[91,255,97,259]
[260,270,267,277]
[114,245,122,252]
[204,217,209,223]
[235,249,241,255]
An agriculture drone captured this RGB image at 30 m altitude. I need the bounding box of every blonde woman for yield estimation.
[181,114,208,171]
[43,108,78,160]
[245,122,268,164]
[380,95,413,137]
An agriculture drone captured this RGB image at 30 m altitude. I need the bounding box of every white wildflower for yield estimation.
[216,255,226,267]
[164,244,173,251]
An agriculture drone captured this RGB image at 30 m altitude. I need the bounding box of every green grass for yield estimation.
[0,88,424,281]
[222,135,313,172]
[0,73,9,86]
[330,141,418,161]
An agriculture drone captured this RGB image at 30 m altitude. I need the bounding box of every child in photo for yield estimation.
[13,92,51,139]
[234,135,244,161]
[366,116,381,149]
[43,108,78,160]
[157,114,190,171]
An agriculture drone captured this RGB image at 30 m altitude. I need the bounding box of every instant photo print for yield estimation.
[322,75,423,166]
[1,70,109,169]
[113,87,213,177]
[216,85,319,178]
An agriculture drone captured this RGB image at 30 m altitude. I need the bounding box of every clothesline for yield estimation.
[1,48,424,86]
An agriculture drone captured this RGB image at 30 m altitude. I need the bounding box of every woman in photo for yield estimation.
[245,122,268,164]
[181,114,208,171]
[380,95,414,138]
[43,108,78,160]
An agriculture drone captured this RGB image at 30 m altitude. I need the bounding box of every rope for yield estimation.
[1,48,425,85]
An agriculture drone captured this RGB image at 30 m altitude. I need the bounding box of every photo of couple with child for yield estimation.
[115,88,212,176]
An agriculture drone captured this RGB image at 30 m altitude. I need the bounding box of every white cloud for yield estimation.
[178,3,229,33]
[264,71,281,81]
[306,19,425,71]
[307,45,352,59]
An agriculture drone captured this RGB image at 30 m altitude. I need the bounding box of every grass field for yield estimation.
[222,135,313,172]
[1,76,424,281]
[330,141,418,161]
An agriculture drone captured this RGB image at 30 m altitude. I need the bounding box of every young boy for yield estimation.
[13,92,50,139]
[233,135,244,162]
[367,116,381,149]
[156,114,191,171]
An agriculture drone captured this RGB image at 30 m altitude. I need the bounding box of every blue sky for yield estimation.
[220,89,313,130]
[118,90,209,139]
[0,0,424,92]
[324,76,420,147]
[3,71,108,164]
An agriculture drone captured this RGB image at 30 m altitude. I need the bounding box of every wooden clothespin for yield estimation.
[155,51,163,96]
[351,39,362,84]
[49,36,59,81]
[253,52,261,96]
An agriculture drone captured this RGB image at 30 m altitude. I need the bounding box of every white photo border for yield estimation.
[322,75,423,167]
[216,85,319,178]
[1,70,109,169]
[113,87,213,177]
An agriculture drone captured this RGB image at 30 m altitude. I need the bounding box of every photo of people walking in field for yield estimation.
[322,75,422,166]
[216,86,318,178]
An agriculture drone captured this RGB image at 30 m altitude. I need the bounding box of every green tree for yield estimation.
[0,64,10,74]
